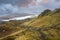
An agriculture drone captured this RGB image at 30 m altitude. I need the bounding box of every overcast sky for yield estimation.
[0,0,60,16]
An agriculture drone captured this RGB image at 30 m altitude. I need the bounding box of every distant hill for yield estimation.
[0,13,32,20]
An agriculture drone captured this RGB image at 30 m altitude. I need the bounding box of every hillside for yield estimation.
[0,8,60,40]
[16,8,60,40]
[23,9,60,28]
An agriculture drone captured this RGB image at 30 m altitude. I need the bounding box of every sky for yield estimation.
[0,0,60,16]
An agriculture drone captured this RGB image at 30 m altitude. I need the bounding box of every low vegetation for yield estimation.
[0,8,60,40]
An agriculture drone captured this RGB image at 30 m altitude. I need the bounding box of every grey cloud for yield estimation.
[0,0,33,7]
[0,4,20,16]
[40,0,60,9]
[56,0,60,2]
[0,0,18,5]
[0,0,60,17]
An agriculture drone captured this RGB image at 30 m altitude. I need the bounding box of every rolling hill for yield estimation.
[23,8,60,28]
[0,8,60,40]
[16,8,60,40]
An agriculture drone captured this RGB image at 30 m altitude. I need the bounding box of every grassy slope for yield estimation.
[16,9,60,40]
[0,20,26,40]
[0,9,60,40]
[23,10,60,28]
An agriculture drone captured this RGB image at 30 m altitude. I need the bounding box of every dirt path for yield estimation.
[0,29,26,40]
[0,23,60,40]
